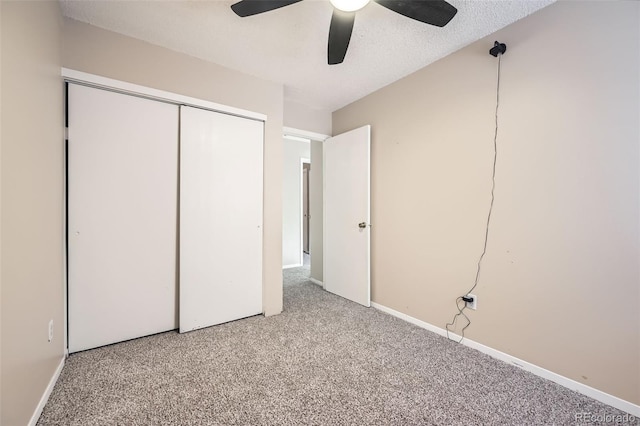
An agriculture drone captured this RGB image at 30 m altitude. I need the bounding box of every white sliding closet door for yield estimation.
[68,84,179,353]
[179,106,263,332]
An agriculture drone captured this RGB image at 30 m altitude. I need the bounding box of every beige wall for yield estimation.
[62,18,284,317]
[1,2,65,425]
[284,99,332,136]
[333,1,639,405]
[1,3,3,420]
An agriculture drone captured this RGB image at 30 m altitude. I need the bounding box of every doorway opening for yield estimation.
[282,127,328,288]
[302,160,311,268]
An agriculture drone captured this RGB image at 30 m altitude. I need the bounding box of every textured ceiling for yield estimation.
[60,0,554,111]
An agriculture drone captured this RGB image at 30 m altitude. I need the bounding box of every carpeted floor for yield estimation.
[38,266,633,425]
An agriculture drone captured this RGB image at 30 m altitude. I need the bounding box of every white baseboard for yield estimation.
[282,264,302,269]
[309,277,323,287]
[29,356,65,426]
[370,302,640,417]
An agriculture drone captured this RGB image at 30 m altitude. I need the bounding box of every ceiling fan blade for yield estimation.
[231,0,303,17]
[374,0,457,27]
[328,10,355,65]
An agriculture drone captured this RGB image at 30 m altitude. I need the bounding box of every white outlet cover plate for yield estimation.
[466,294,477,310]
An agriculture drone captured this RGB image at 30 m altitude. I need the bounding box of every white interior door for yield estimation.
[68,84,179,353]
[323,125,371,307]
[179,106,263,333]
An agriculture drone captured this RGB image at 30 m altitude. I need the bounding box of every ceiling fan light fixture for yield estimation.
[231,0,458,65]
[329,0,370,13]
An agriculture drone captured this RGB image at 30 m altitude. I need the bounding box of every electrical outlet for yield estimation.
[48,320,54,342]
[466,294,477,310]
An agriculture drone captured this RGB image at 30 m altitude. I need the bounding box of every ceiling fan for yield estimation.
[230,0,458,65]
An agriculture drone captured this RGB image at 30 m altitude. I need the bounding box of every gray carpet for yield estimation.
[38,267,634,425]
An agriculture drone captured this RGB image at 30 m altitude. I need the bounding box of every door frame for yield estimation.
[62,68,266,352]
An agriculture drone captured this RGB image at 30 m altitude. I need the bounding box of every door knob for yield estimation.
[358,222,367,229]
